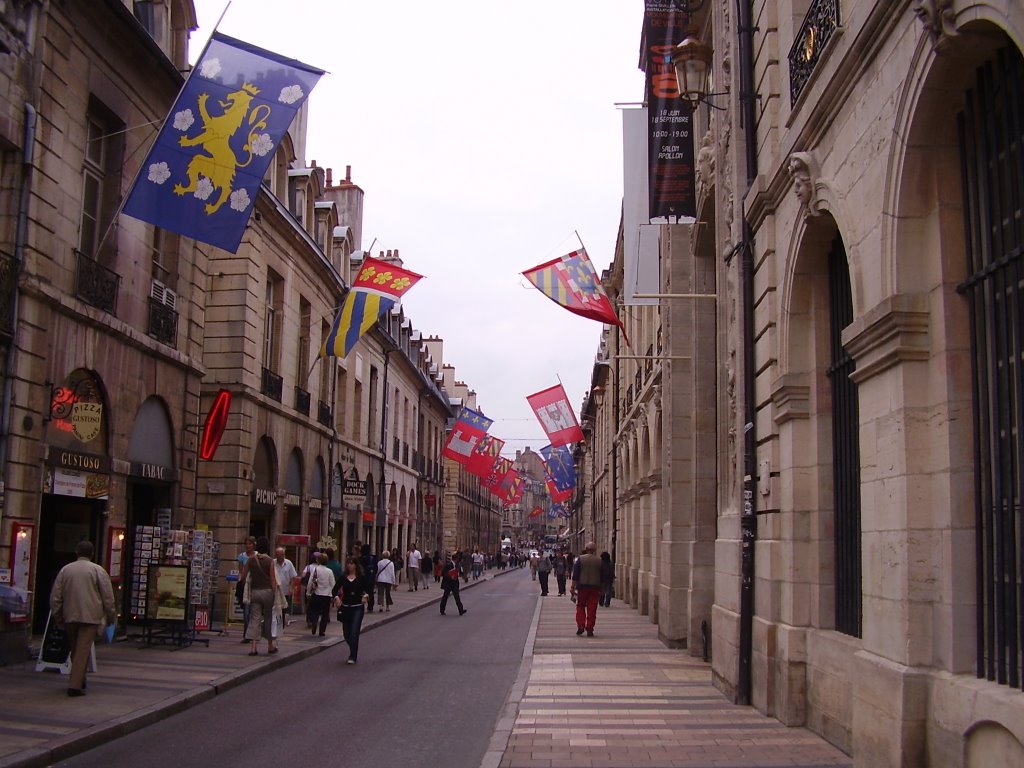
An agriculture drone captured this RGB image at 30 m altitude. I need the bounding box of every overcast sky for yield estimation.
[192,1,646,455]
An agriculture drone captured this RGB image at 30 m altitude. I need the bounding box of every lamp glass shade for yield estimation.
[671,36,712,108]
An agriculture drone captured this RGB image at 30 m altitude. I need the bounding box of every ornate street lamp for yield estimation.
[671,34,714,111]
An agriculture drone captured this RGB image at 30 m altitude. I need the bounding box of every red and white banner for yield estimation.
[442,406,493,465]
[526,384,584,446]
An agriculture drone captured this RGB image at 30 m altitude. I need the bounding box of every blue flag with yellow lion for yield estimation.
[122,32,323,253]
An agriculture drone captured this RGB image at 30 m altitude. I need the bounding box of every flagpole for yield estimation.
[574,230,586,252]
[306,356,321,382]
[92,2,231,259]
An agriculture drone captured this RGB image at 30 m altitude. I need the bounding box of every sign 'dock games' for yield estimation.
[644,0,695,219]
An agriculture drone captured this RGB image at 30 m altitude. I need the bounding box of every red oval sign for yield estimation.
[199,389,232,461]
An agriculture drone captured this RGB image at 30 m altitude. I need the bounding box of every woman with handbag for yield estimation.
[440,550,467,616]
[374,550,397,611]
[333,557,369,664]
[240,536,279,656]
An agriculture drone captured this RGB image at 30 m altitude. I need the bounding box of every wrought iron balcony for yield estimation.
[788,0,839,104]
[294,386,311,416]
[0,250,17,339]
[147,297,178,347]
[392,436,400,461]
[402,442,409,466]
[317,399,332,427]
[75,249,120,315]
[261,367,283,401]
[645,345,654,377]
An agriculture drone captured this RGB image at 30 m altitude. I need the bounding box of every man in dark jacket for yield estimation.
[359,544,378,612]
[440,550,467,616]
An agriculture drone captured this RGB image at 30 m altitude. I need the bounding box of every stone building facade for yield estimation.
[0,0,494,652]
[580,0,1024,765]
[0,0,205,651]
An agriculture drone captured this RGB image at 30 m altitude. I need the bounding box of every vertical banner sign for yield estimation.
[644,1,696,219]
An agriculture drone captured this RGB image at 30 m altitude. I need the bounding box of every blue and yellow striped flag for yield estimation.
[320,256,423,359]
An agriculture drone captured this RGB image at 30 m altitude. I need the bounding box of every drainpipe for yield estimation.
[0,103,37,510]
[736,0,759,707]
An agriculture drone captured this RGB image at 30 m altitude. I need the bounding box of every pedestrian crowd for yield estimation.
[46,535,615,699]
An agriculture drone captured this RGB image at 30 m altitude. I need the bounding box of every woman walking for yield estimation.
[420,550,432,590]
[240,536,279,656]
[333,556,370,664]
[374,550,397,611]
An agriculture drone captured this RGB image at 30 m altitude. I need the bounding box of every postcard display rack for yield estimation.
[129,525,219,647]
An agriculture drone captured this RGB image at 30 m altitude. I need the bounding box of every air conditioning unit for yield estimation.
[150,280,177,310]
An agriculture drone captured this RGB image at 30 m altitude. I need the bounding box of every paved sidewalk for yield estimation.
[0,568,498,768]
[488,596,853,768]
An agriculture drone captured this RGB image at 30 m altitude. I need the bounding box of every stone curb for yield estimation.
[0,569,516,768]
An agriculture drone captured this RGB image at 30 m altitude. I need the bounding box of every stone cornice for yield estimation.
[770,374,811,424]
[843,294,930,383]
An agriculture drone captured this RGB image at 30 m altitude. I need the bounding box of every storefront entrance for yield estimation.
[33,495,102,633]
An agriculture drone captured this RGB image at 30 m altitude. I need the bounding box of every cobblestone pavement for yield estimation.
[492,596,853,768]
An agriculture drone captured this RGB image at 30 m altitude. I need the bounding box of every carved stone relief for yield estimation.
[913,0,958,50]
[788,152,823,218]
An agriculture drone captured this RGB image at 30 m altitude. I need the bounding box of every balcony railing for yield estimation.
[645,344,654,378]
[402,442,409,466]
[261,367,283,401]
[294,386,311,416]
[317,399,332,427]
[147,297,178,347]
[788,0,839,104]
[0,251,17,338]
[392,436,400,461]
[75,250,120,315]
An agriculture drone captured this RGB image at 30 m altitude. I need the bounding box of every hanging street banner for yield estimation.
[545,469,574,504]
[443,406,493,465]
[321,256,424,359]
[123,32,324,253]
[467,434,504,478]
[522,249,625,335]
[527,383,585,446]
[541,444,576,493]
[623,107,661,306]
[643,1,695,220]
[482,457,512,495]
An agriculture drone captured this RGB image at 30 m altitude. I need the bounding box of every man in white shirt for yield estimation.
[305,553,336,637]
[406,544,422,591]
[273,547,298,628]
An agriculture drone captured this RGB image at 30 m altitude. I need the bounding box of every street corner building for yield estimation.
[573,2,1024,766]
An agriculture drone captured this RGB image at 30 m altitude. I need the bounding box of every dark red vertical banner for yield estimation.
[644,1,696,219]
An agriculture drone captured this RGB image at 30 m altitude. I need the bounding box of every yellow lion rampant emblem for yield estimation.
[173,82,271,215]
